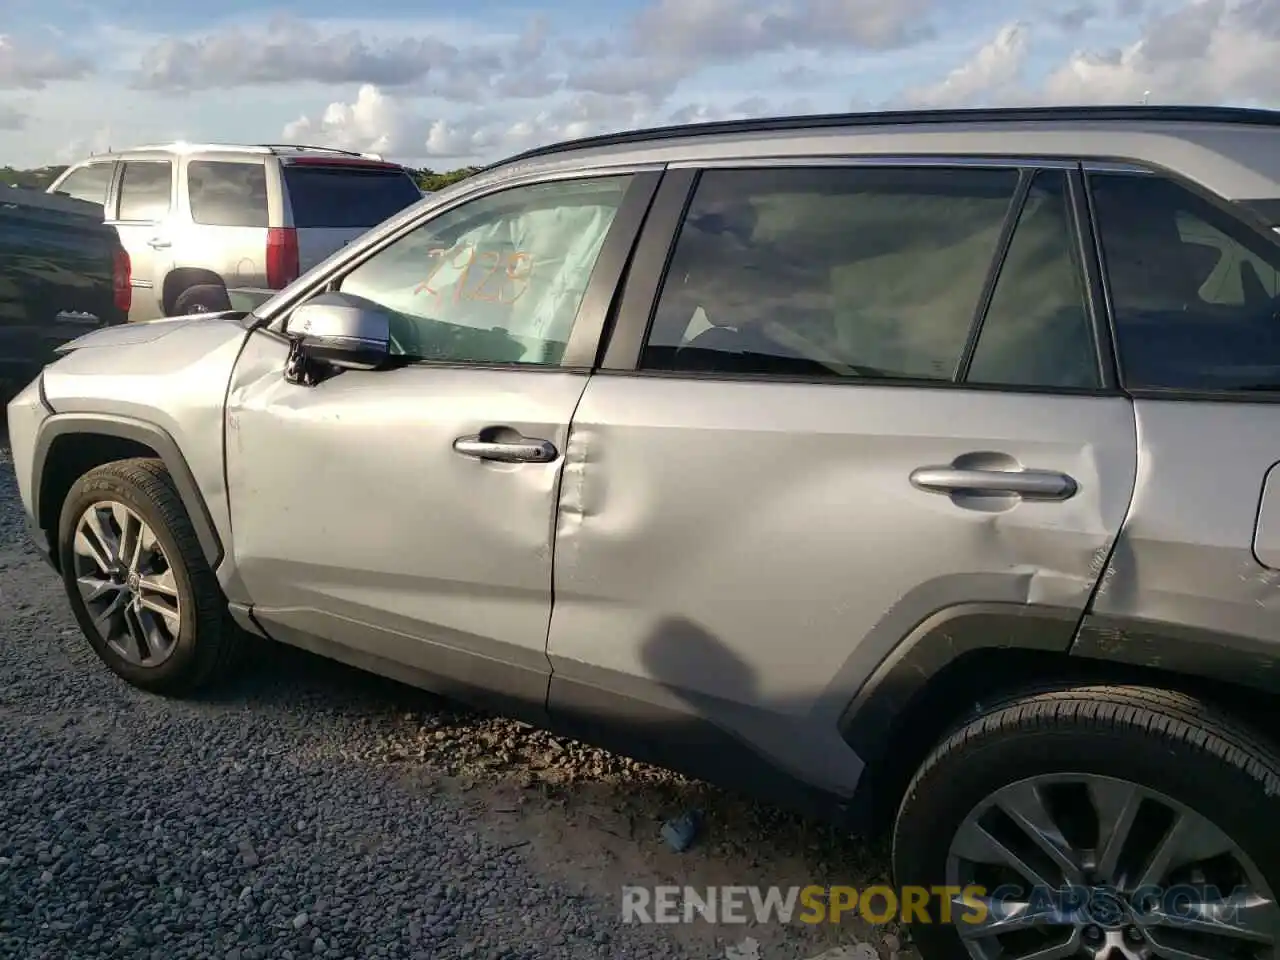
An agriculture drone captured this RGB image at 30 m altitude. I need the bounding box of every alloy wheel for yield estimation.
[945,773,1279,960]
[71,500,182,667]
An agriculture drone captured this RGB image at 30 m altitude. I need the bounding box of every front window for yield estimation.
[337,175,633,365]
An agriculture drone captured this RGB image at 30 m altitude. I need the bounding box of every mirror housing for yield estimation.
[286,292,391,371]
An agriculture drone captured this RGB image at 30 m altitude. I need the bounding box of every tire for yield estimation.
[172,283,232,316]
[892,684,1280,960]
[57,457,244,695]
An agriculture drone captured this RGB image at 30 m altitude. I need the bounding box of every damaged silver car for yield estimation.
[11,105,1280,960]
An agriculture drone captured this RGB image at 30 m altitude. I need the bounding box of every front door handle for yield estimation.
[147,237,171,249]
[910,466,1077,501]
[453,434,558,464]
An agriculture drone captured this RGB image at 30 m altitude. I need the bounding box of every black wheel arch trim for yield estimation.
[837,602,1082,768]
[31,412,224,568]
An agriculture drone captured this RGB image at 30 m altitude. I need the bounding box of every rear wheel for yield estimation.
[893,685,1280,960]
[172,283,231,315]
[57,458,243,695]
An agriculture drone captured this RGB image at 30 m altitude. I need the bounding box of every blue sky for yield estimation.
[2,0,1278,169]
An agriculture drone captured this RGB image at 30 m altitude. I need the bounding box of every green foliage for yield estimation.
[0,165,68,191]
[412,167,481,192]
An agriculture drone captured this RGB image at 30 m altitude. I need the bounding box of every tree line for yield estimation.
[2,164,479,193]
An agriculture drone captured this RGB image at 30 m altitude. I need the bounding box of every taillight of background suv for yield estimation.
[112,246,132,319]
[266,227,300,289]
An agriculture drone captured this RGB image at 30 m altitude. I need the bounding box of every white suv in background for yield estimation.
[48,143,423,321]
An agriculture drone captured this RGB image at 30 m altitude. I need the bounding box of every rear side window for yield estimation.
[640,166,1019,380]
[188,160,268,227]
[1091,173,1280,391]
[117,161,172,222]
[282,164,421,229]
[55,163,113,206]
[966,171,1099,389]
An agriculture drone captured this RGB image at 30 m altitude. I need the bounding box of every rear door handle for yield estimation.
[453,434,558,464]
[910,467,1077,501]
[147,237,171,249]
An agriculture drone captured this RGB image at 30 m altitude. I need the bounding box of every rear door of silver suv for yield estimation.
[545,159,1140,796]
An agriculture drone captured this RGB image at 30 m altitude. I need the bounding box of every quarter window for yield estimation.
[966,171,1100,389]
[54,163,113,206]
[117,161,173,222]
[640,166,1020,380]
[188,161,269,227]
[1090,173,1280,391]
[337,175,632,365]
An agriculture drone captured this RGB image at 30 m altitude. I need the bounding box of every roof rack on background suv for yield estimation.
[260,144,389,162]
[487,104,1280,171]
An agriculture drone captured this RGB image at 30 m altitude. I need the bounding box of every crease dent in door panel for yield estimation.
[548,391,1135,796]
[1084,400,1280,662]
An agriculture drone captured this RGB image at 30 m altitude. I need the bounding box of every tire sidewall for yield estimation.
[173,284,231,316]
[58,468,203,691]
[893,711,1280,958]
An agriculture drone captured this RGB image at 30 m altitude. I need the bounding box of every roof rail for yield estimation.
[488,104,1280,170]
[261,144,372,158]
[115,142,273,155]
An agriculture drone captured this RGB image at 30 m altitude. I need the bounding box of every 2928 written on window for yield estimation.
[338,175,633,366]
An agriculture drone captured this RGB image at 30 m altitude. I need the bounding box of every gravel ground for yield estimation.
[0,439,903,960]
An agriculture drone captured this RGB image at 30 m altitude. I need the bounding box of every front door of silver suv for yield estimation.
[223,168,662,716]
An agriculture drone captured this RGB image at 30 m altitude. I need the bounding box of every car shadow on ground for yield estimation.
[200,635,901,957]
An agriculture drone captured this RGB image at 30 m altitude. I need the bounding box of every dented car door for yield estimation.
[223,170,660,713]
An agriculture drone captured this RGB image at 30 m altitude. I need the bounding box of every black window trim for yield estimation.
[113,159,175,225]
[599,154,1122,397]
[262,164,664,375]
[1081,158,1280,403]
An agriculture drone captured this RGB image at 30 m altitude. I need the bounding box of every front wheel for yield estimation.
[893,685,1280,960]
[57,458,244,695]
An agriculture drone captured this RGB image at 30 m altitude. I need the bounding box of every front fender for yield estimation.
[31,412,224,568]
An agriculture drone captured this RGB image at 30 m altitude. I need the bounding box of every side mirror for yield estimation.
[285,291,391,371]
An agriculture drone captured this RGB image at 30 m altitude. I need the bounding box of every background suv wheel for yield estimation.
[57,458,244,695]
[893,685,1280,960]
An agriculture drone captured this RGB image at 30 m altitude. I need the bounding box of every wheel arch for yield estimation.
[162,267,228,316]
[33,413,224,572]
[840,603,1280,838]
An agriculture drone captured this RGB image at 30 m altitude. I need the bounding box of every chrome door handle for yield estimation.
[453,435,558,463]
[147,237,171,249]
[910,467,1077,500]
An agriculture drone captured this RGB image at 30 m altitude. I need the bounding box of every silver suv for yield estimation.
[11,105,1280,960]
[47,143,422,321]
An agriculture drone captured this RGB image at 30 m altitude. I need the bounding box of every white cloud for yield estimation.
[0,34,90,89]
[130,14,555,97]
[0,103,26,130]
[280,85,817,162]
[631,0,937,60]
[901,22,1031,107]
[283,84,404,154]
[1042,0,1280,104]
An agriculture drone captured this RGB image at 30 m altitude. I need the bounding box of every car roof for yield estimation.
[473,105,1280,201]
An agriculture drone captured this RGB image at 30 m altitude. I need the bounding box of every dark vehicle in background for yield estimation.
[0,187,128,399]
[47,144,423,322]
